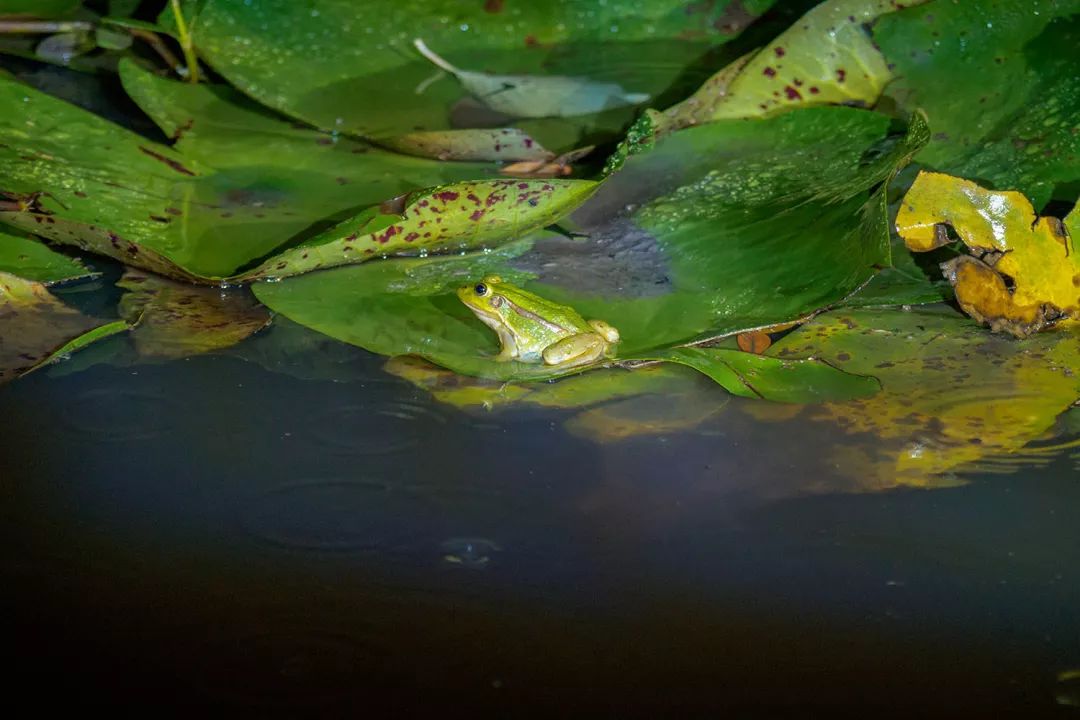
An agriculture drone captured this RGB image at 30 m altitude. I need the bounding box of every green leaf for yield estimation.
[0,229,97,284]
[630,347,880,403]
[701,0,932,121]
[190,0,774,152]
[93,25,133,51]
[0,1,80,18]
[874,0,1080,207]
[255,107,926,390]
[239,178,598,280]
[109,0,142,15]
[0,67,531,282]
[580,106,930,344]
[34,319,130,371]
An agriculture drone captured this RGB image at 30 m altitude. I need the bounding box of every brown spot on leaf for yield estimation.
[484,0,503,12]
[138,146,196,176]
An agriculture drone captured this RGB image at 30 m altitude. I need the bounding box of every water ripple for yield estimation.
[58,387,179,442]
[238,477,438,552]
[303,400,446,456]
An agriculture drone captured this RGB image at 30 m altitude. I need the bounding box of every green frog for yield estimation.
[457,275,620,369]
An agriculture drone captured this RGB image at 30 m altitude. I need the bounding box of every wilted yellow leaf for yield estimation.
[896,171,1079,336]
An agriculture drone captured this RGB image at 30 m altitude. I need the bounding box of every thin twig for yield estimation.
[129,28,182,73]
[0,21,93,34]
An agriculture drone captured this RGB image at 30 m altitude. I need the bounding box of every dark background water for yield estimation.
[1,342,1077,716]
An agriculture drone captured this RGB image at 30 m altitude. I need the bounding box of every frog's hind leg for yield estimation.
[542,333,606,369]
[588,320,620,343]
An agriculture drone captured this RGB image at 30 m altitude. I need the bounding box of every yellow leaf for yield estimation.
[896,170,1080,336]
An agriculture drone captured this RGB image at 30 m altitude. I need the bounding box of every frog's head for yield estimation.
[457,275,509,321]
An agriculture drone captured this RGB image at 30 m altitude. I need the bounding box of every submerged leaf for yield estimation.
[0,271,123,382]
[564,390,728,443]
[896,171,1079,336]
[118,270,271,359]
[413,39,649,119]
[762,306,1080,487]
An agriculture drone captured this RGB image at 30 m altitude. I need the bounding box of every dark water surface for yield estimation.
[1,337,1078,716]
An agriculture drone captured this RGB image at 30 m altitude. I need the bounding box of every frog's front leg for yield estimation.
[542,333,607,368]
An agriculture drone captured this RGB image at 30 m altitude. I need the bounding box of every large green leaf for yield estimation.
[874,0,1080,207]
[256,106,926,392]
[254,240,877,401]
[574,106,929,344]
[190,0,775,152]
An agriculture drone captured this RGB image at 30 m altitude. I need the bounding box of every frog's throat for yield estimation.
[474,310,518,358]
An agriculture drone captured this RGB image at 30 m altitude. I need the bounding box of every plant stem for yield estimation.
[170,0,199,83]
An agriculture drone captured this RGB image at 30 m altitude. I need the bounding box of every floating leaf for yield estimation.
[896,171,1079,336]
[239,178,598,281]
[0,229,96,284]
[256,107,927,392]
[874,2,1080,207]
[761,306,1080,487]
[671,0,932,123]
[579,107,929,344]
[118,270,271,359]
[0,270,124,382]
[413,38,649,119]
[631,347,880,403]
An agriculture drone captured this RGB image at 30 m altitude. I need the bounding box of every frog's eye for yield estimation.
[474,283,488,296]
